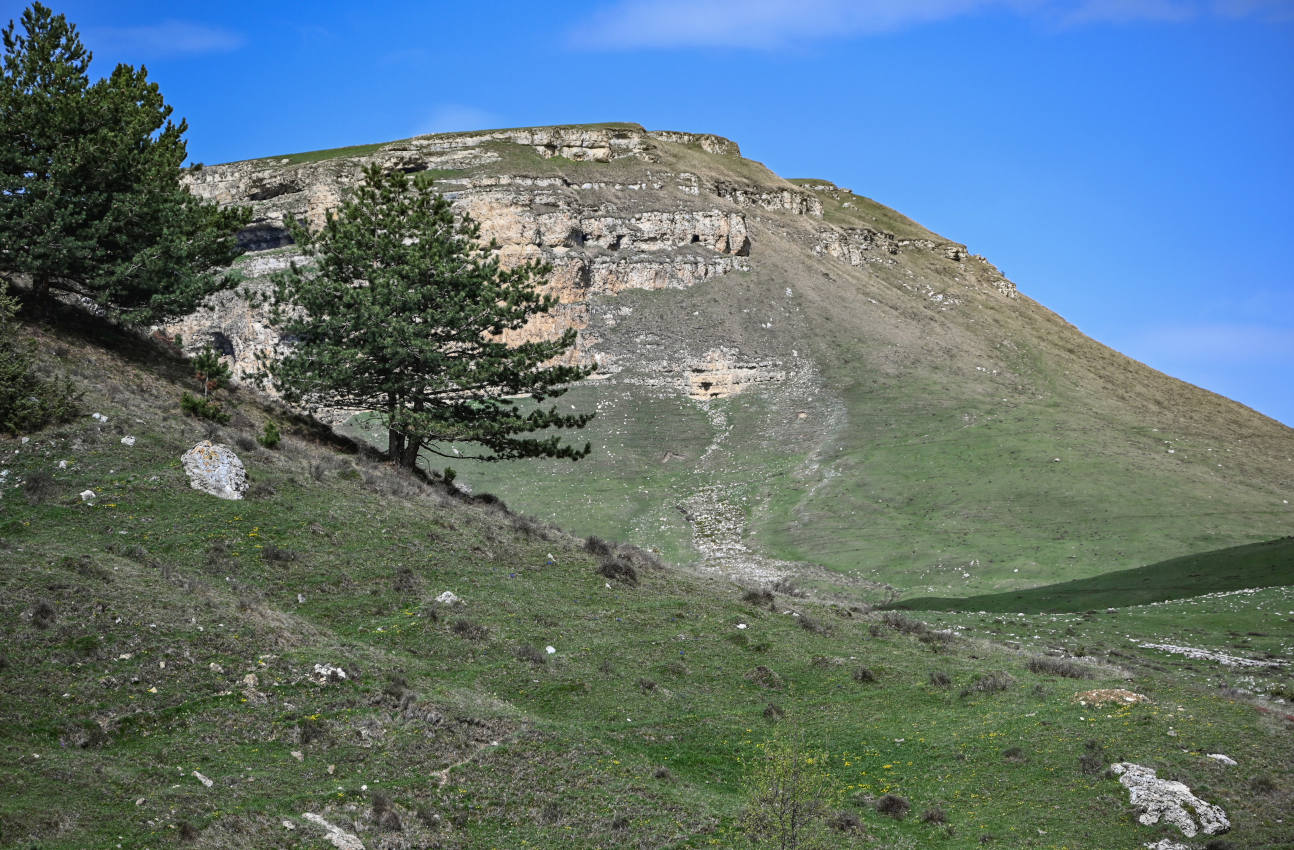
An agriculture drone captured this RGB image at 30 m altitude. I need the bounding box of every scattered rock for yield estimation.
[192,770,213,788]
[1111,762,1230,837]
[120,436,135,446]
[91,412,108,423]
[302,812,364,850]
[1207,753,1237,766]
[435,590,461,605]
[545,645,556,654]
[181,441,247,500]
[311,663,348,684]
[79,489,96,503]
[1144,840,1190,850]
[1074,688,1151,707]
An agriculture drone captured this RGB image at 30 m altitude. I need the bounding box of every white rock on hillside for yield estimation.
[302,812,364,850]
[180,441,247,500]
[1111,762,1230,837]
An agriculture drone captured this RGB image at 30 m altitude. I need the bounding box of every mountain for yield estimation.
[173,122,1294,602]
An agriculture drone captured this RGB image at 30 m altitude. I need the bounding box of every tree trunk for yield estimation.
[33,276,52,320]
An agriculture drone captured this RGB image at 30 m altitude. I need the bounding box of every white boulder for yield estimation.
[1111,762,1229,838]
[181,441,247,500]
[435,590,462,605]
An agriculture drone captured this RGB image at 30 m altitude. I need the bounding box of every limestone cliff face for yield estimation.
[170,123,1019,404]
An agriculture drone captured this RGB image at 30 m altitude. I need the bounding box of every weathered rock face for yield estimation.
[1110,762,1230,838]
[170,122,1020,407]
[181,441,248,500]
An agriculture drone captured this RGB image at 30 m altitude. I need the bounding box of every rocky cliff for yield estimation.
[171,122,1293,599]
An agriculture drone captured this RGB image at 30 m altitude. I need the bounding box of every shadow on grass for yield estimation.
[888,536,1294,613]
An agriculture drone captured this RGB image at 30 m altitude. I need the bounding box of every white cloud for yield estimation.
[568,0,1291,49]
[86,21,244,58]
[417,105,503,136]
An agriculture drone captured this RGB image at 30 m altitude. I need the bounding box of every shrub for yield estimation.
[450,619,488,641]
[583,535,614,558]
[637,677,657,693]
[653,766,672,781]
[23,468,56,505]
[852,666,877,684]
[928,671,952,688]
[876,794,910,819]
[742,587,775,607]
[882,611,927,635]
[0,284,78,435]
[960,671,1014,698]
[742,735,837,849]
[598,557,638,586]
[258,420,281,449]
[180,390,230,424]
[798,613,829,635]
[1002,746,1027,763]
[920,806,948,824]
[747,665,784,690]
[1250,775,1277,795]
[31,599,56,629]
[829,810,865,834]
[1078,739,1106,775]
[1027,655,1094,679]
[260,544,298,563]
[763,702,785,720]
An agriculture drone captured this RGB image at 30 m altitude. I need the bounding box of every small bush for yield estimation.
[1250,775,1277,795]
[829,811,865,834]
[928,671,952,688]
[234,433,258,453]
[876,794,910,819]
[763,702,785,720]
[1027,655,1094,679]
[653,766,672,781]
[0,284,79,435]
[598,557,638,586]
[637,677,657,693]
[852,666,877,684]
[882,611,928,635]
[742,588,775,607]
[258,420,282,449]
[178,821,199,842]
[451,619,489,641]
[1078,739,1106,775]
[31,599,56,629]
[1002,746,1027,763]
[747,665,784,690]
[798,614,829,635]
[583,535,614,558]
[920,806,948,824]
[771,577,806,598]
[260,544,298,563]
[180,391,230,424]
[960,671,1014,698]
[23,469,57,505]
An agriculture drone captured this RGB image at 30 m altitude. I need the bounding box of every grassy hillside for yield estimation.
[2,304,1292,849]
[893,537,1294,613]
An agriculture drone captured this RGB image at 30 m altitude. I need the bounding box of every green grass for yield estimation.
[892,537,1294,613]
[2,315,1290,849]
[2,305,1290,849]
[262,141,390,165]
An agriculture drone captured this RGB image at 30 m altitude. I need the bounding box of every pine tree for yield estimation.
[261,164,594,469]
[0,3,249,324]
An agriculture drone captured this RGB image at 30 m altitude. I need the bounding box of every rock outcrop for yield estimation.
[1110,762,1230,838]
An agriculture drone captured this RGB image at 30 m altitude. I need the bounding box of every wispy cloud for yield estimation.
[86,20,244,58]
[568,0,1293,49]
[416,104,503,136]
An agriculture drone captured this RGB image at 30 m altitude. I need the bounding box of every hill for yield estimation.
[2,305,1292,848]
[172,123,1294,604]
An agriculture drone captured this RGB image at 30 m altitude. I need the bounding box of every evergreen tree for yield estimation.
[261,165,594,469]
[0,3,249,324]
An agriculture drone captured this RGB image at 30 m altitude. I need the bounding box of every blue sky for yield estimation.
[9,0,1292,425]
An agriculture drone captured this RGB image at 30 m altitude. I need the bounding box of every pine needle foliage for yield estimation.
[260,165,594,468]
[0,3,249,324]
